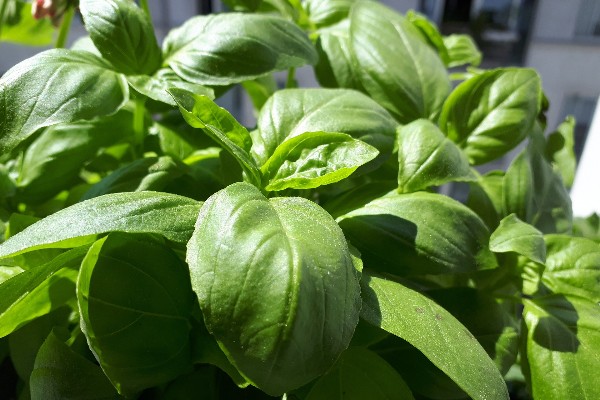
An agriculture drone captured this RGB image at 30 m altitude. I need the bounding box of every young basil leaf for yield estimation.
[314,20,364,90]
[360,270,509,400]
[503,150,535,223]
[545,115,576,188]
[253,88,397,167]
[397,119,475,193]
[406,10,450,65]
[541,235,600,302]
[304,0,357,28]
[187,182,361,395]
[162,13,317,85]
[443,34,482,68]
[337,191,497,275]
[168,88,262,187]
[30,331,118,400]
[81,156,188,200]
[0,247,88,338]
[261,131,378,191]
[17,113,135,204]
[490,214,546,264]
[439,68,541,165]
[77,233,194,396]
[523,295,600,399]
[306,347,414,400]
[0,191,201,260]
[79,0,161,75]
[128,69,214,106]
[349,2,450,123]
[0,49,129,153]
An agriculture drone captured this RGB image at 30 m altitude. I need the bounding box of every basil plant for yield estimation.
[0,0,597,399]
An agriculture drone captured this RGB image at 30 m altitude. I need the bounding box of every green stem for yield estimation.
[133,98,147,156]
[286,67,297,89]
[140,0,152,20]
[55,6,74,48]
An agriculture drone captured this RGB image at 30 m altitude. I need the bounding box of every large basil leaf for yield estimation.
[0,192,200,259]
[30,331,118,400]
[17,113,135,204]
[187,182,361,395]
[162,13,317,85]
[261,131,378,191]
[79,0,161,75]
[337,191,497,275]
[305,347,414,400]
[439,68,541,165]
[0,49,129,153]
[397,119,475,193]
[545,115,576,188]
[128,69,214,106]
[349,2,450,123]
[252,88,397,166]
[169,89,262,187]
[523,295,600,399]
[81,156,187,200]
[541,235,600,302]
[361,271,509,400]
[490,214,546,264]
[77,233,194,396]
[0,247,88,338]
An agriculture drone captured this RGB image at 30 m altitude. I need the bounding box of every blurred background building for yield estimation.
[1,0,599,214]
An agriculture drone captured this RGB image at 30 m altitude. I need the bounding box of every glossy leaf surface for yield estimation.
[77,234,194,396]
[490,213,546,264]
[128,69,214,106]
[0,192,200,259]
[439,68,541,164]
[337,191,497,275]
[187,182,360,395]
[80,0,161,74]
[360,271,509,400]
[397,119,474,193]
[163,13,317,85]
[0,49,128,153]
[261,131,378,191]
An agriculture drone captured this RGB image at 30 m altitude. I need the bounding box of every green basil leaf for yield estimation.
[79,0,161,75]
[305,0,357,28]
[253,88,397,167]
[30,331,118,400]
[261,131,378,191]
[503,150,535,223]
[168,88,262,187]
[545,115,576,188]
[81,156,187,200]
[187,182,361,395]
[439,68,541,165]
[523,295,600,399]
[0,49,129,153]
[397,119,475,193]
[0,1,53,46]
[573,213,600,243]
[360,271,509,400]
[337,191,497,275]
[306,347,414,400]
[406,10,450,65]
[77,233,194,396]
[314,20,363,90]
[240,75,278,114]
[162,13,317,85]
[349,2,450,123]
[490,214,546,264]
[17,113,135,204]
[443,34,482,68]
[128,69,214,106]
[0,191,201,259]
[0,247,88,338]
[467,170,504,230]
[541,235,600,302]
